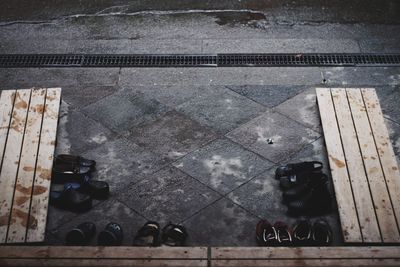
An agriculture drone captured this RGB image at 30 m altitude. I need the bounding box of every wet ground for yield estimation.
[0,0,399,246]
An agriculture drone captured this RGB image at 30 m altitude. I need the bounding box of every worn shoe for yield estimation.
[161,223,188,246]
[52,162,92,184]
[312,219,333,245]
[98,222,123,246]
[133,221,161,247]
[66,177,109,199]
[56,154,96,170]
[66,222,96,245]
[50,185,92,212]
[282,173,328,203]
[275,161,323,180]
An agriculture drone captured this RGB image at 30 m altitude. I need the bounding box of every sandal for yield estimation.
[50,185,92,212]
[293,219,312,245]
[275,161,323,180]
[312,219,332,245]
[98,222,123,246]
[256,220,277,246]
[133,221,160,246]
[274,222,293,246]
[66,222,96,245]
[161,223,188,246]
[56,154,96,170]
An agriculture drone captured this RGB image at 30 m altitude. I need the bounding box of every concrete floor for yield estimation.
[0,1,399,246]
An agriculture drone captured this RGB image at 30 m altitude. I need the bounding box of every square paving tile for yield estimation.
[183,198,260,246]
[127,110,217,164]
[226,110,320,163]
[177,88,266,134]
[81,89,169,133]
[274,87,322,133]
[379,86,400,124]
[81,138,167,193]
[48,200,147,246]
[62,85,119,109]
[118,166,221,225]
[173,138,273,194]
[55,110,116,155]
[386,119,400,164]
[226,85,307,108]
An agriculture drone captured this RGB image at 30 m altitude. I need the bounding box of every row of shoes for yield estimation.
[275,161,332,215]
[256,219,332,246]
[66,221,188,247]
[50,154,110,212]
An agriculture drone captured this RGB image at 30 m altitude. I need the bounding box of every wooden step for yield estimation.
[316,88,400,243]
[0,88,61,244]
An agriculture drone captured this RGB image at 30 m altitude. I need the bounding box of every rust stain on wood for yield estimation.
[23,166,35,172]
[393,167,398,171]
[11,208,38,229]
[15,195,30,206]
[14,92,28,109]
[330,155,346,168]
[16,184,47,195]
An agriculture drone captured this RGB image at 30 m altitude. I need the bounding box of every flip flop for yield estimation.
[274,222,293,246]
[312,219,332,245]
[161,223,188,246]
[66,222,96,245]
[98,222,123,246]
[256,220,277,246]
[133,221,160,247]
[292,219,312,245]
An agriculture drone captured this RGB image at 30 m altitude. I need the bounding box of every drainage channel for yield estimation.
[0,53,399,68]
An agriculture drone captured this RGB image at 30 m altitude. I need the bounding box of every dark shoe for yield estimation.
[56,154,96,170]
[52,162,91,184]
[312,219,332,245]
[282,173,328,203]
[161,223,188,246]
[98,222,123,246]
[256,220,277,246]
[274,222,293,246]
[287,180,332,215]
[50,185,92,212]
[133,221,160,247]
[66,222,96,245]
[66,178,109,200]
[275,161,323,180]
[293,219,312,245]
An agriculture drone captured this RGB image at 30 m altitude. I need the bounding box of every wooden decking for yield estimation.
[0,246,400,266]
[316,88,400,243]
[0,88,61,244]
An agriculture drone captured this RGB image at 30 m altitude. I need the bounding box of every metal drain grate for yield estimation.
[0,53,399,68]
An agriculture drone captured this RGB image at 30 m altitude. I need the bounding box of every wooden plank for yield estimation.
[212,247,400,259]
[330,88,381,242]
[315,88,362,243]
[7,89,46,243]
[26,88,61,242]
[0,90,16,170]
[347,88,400,242]
[362,88,400,230]
[0,89,31,243]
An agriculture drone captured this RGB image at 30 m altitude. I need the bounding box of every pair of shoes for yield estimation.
[293,219,332,246]
[256,220,292,246]
[50,155,109,212]
[275,162,332,215]
[66,222,123,246]
[133,221,188,247]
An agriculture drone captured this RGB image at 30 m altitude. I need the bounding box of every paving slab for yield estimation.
[274,87,321,133]
[177,88,266,134]
[183,197,260,246]
[81,89,170,133]
[386,119,400,164]
[227,110,321,163]
[379,85,400,124]
[127,110,217,164]
[173,138,274,194]
[48,200,147,246]
[203,38,361,53]
[81,138,167,193]
[0,68,120,89]
[131,39,202,53]
[56,110,116,155]
[358,39,400,53]
[226,85,307,108]
[62,85,120,110]
[118,166,221,224]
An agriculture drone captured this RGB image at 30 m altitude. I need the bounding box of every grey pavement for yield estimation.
[0,0,399,247]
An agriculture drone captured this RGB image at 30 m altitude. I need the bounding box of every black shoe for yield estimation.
[52,162,92,184]
[56,154,96,170]
[161,223,188,247]
[275,161,323,180]
[66,222,96,245]
[282,173,328,203]
[50,185,92,212]
[292,219,312,245]
[65,177,109,200]
[98,222,123,246]
[287,180,332,215]
[312,219,332,245]
[133,221,160,247]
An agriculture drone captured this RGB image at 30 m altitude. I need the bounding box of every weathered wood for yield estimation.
[330,88,381,242]
[0,89,31,243]
[27,88,61,243]
[362,88,400,231]
[7,89,46,243]
[0,90,16,170]
[347,88,400,242]
[316,88,362,243]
